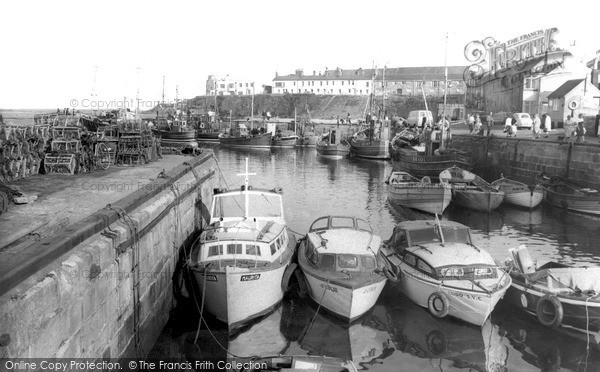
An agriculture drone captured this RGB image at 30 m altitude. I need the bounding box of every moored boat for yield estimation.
[219,132,272,149]
[537,173,600,215]
[297,216,387,321]
[348,126,390,159]
[440,166,504,212]
[491,175,544,209]
[316,130,350,159]
[271,134,299,148]
[385,171,452,215]
[390,129,472,180]
[378,219,512,326]
[187,159,296,332]
[504,245,600,335]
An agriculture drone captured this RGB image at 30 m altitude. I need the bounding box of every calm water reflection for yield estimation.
[152,147,600,371]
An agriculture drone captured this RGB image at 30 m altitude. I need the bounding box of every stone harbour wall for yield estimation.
[0,152,220,360]
[451,135,600,187]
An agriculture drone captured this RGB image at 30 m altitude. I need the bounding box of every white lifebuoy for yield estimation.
[200,123,205,129]
[536,294,563,327]
[428,292,450,318]
[568,100,579,110]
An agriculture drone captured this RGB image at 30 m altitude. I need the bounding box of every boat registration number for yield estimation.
[241,274,261,282]
[320,283,338,293]
[203,274,218,282]
[449,291,482,301]
[411,156,427,162]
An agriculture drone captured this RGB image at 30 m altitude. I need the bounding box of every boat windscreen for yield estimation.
[213,192,282,219]
[407,227,441,245]
[440,227,471,244]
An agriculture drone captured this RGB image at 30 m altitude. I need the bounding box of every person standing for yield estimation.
[564,115,575,141]
[532,114,541,139]
[467,113,475,133]
[544,113,552,135]
[474,114,482,135]
[575,113,586,143]
[486,112,493,136]
[504,115,514,137]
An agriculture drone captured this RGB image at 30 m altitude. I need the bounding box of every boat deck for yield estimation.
[0,155,194,252]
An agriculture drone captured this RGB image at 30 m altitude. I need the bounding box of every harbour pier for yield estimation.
[0,152,220,359]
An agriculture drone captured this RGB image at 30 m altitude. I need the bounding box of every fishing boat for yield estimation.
[187,159,296,332]
[491,175,544,209]
[439,166,505,212]
[536,173,600,216]
[504,245,600,335]
[378,219,512,326]
[271,132,299,148]
[390,129,472,180]
[385,171,452,215]
[219,121,272,149]
[348,125,390,159]
[316,130,350,159]
[297,216,387,321]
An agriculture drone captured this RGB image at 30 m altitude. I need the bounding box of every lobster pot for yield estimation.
[44,154,76,174]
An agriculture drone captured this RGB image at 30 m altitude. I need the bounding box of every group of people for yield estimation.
[467,113,492,136]
[531,114,553,139]
[564,113,587,142]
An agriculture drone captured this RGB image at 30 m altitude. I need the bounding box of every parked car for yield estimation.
[512,113,533,129]
[407,110,433,128]
[493,112,511,124]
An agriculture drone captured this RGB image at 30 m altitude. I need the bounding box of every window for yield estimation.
[552,98,559,111]
[338,254,358,269]
[308,246,318,265]
[208,245,223,257]
[320,81,323,86]
[366,82,369,87]
[275,82,283,87]
[227,244,242,254]
[397,89,402,94]
[525,78,540,90]
[361,256,376,269]
[342,81,344,86]
[270,243,277,255]
[417,259,433,274]
[403,252,417,266]
[320,254,335,268]
[433,81,439,87]
[246,244,260,255]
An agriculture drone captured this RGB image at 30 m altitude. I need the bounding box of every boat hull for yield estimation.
[272,136,299,148]
[394,266,508,326]
[192,261,291,332]
[491,179,544,209]
[392,152,472,180]
[452,189,504,212]
[543,187,600,216]
[349,139,390,159]
[505,275,600,333]
[388,185,452,214]
[316,142,350,159]
[219,133,272,148]
[303,272,387,321]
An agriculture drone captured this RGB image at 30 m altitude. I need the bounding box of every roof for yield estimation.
[393,220,468,231]
[407,242,496,268]
[547,79,584,99]
[201,220,285,243]
[273,66,467,82]
[308,229,382,254]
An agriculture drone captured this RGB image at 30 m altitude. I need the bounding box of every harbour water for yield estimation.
[151,146,600,371]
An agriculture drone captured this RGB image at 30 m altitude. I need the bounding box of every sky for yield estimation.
[1,0,599,109]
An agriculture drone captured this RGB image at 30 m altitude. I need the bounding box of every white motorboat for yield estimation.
[188,159,296,332]
[379,219,511,326]
[297,216,387,321]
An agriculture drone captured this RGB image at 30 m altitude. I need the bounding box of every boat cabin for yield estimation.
[199,220,290,264]
[210,187,285,225]
[304,216,380,273]
[385,220,472,249]
[384,221,500,281]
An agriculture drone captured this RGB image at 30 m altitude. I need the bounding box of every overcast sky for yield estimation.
[1,0,599,109]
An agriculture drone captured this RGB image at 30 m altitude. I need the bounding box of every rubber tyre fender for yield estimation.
[428,292,450,318]
[383,266,399,282]
[536,294,563,328]
[426,330,447,355]
[281,263,298,293]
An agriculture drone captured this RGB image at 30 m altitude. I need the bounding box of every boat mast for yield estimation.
[251,85,254,130]
[236,158,256,219]
[443,32,448,119]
